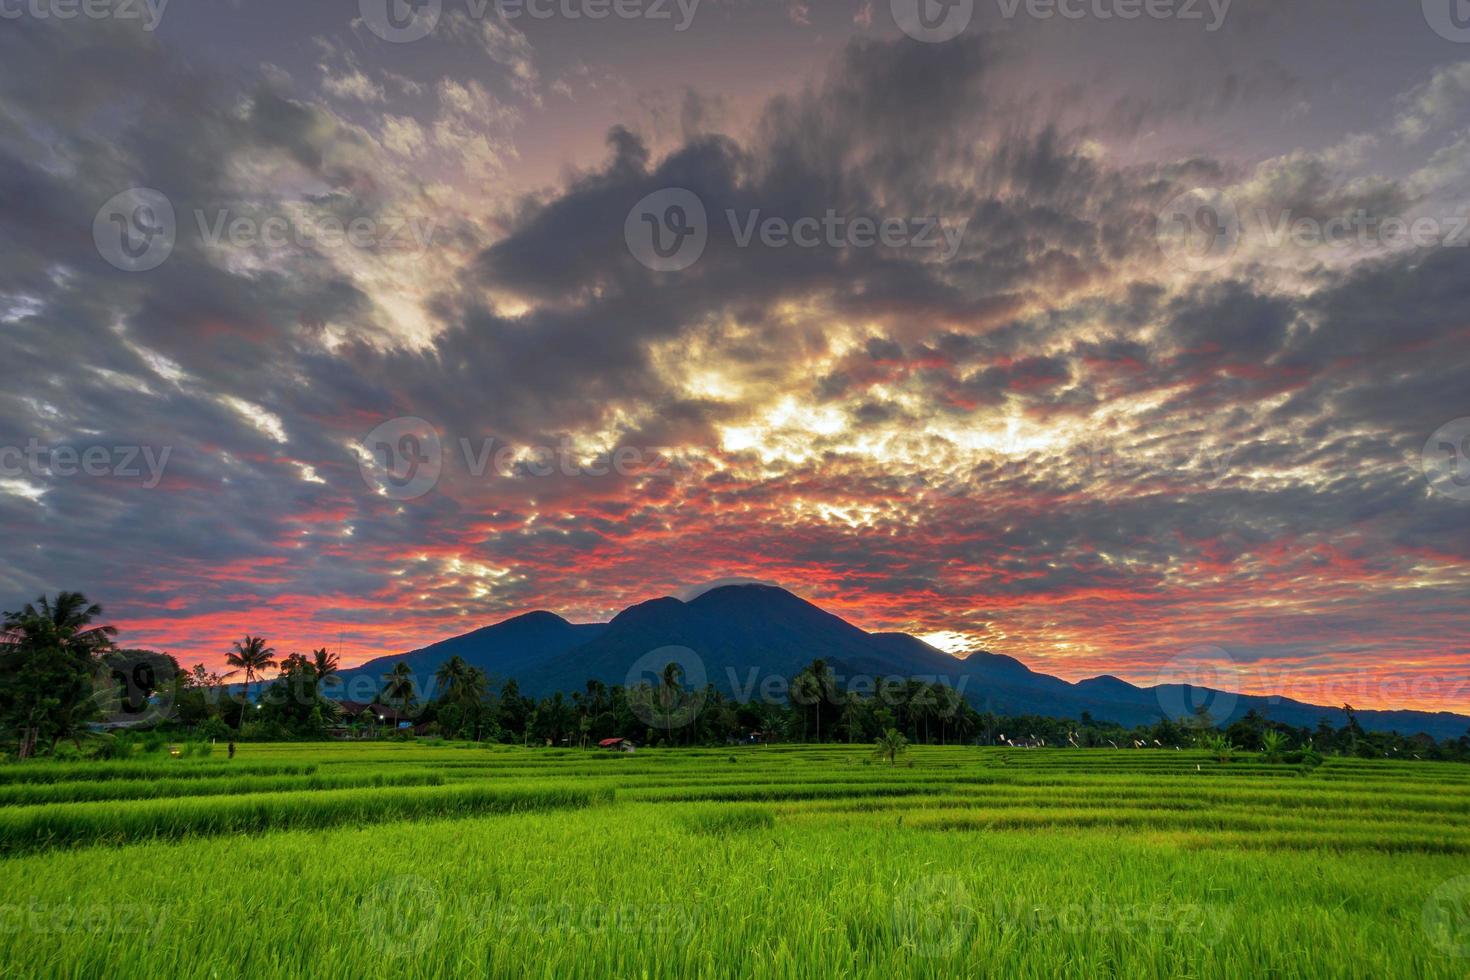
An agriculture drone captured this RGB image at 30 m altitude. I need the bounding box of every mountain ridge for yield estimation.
[325,585,1470,739]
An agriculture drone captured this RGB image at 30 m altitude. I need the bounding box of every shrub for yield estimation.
[1198,733,1236,763]
[91,736,132,761]
[196,718,230,742]
[1282,747,1324,768]
[140,733,169,755]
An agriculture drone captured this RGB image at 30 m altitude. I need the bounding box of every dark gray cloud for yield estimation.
[0,13,1466,701]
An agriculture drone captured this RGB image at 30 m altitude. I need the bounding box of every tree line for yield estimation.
[4,592,1470,763]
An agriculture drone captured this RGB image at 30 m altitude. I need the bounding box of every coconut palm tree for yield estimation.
[224,636,276,732]
[660,661,685,746]
[1,592,118,757]
[310,648,340,695]
[461,667,489,740]
[1,592,117,653]
[874,728,909,766]
[380,662,416,722]
[796,659,833,743]
[433,655,469,702]
[840,691,865,744]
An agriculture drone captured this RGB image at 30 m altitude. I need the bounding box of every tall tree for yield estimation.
[459,667,490,740]
[0,592,117,757]
[807,659,833,742]
[433,656,469,702]
[380,662,417,723]
[224,636,276,732]
[310,648,340,696]
[660,661,685,746]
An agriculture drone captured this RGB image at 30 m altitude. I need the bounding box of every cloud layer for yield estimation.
[1,7,1467,712]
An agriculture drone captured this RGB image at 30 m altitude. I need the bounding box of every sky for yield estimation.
[1,0,1469,712]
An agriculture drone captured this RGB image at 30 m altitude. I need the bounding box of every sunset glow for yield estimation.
[2,3,1468,715]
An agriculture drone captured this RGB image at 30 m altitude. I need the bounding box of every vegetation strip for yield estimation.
[0,783,613,854]
[0,771,444,806]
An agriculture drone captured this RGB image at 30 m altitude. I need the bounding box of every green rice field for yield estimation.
[2,743,1468,978]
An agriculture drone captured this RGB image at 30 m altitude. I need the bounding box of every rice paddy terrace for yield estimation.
[1,743,1467,978]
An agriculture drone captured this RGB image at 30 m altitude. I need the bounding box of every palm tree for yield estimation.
[224,636,276,732]
[808,660,833,742]
[1,592,117,757]
[660,661,685,746]
[310,648,340,695]
[935,686,961,746]
[584,679,609,716]
[1,592,117,652]
[434,655,468,702]
[874,728,909,766]
[840,691,864,744]
[380,662,416,723]
[457,666,489,740]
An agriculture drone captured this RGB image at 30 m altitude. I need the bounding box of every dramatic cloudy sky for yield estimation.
[2,0,1468,711]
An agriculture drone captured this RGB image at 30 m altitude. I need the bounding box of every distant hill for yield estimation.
[324,611,605,702]
[328,585,1470,740]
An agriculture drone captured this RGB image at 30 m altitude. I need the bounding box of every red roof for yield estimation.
[598,737,627,747]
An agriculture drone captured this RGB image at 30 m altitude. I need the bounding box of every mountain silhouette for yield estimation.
[327,585,1470,739]
[328,610,604,700]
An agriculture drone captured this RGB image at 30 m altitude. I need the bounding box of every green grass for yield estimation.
[0,743,1466,978]
[0,761,317,784]
[0,770,446,806]
[0,782,613,854]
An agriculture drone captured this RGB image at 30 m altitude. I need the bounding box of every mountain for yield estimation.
[323,611,605,703]
[518,585,955,695]
[332,585,1470,739]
